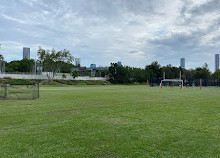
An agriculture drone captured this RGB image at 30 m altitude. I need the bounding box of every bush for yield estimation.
[62,74,67,79]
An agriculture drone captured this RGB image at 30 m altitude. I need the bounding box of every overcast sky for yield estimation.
[0,0,220,71]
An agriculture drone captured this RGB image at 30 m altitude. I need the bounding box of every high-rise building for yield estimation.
[215,54,219,72]
[23,47,30,60]
[180,58,185,68]
[75,58,81,66]
[117,61,122,66]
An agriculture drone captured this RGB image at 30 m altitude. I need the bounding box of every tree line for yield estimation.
[109,61,220,84]
[0,47,76,74]
[0,45,220,82]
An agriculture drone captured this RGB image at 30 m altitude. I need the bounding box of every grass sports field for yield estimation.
[0,85,219,157]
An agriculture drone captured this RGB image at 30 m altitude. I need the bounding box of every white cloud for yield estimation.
[0,0,219,71]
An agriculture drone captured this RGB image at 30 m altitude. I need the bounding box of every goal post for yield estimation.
[160,71,183,89]
[161,79,183,89]
[0,83,40,100]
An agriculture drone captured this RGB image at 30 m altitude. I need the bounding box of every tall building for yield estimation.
[75,58,81,66]
[23,47,30,60]
[180,58,185,68]
[215,54,219,72]
[117,61,122,66]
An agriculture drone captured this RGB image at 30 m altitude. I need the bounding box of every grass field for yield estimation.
[0,85,219,157]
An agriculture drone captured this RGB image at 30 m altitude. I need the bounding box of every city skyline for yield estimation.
[1,0,220,72]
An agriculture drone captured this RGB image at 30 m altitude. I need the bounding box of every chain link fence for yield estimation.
[0,83,39,100]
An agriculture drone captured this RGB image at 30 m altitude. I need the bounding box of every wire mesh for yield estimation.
[0,83,39,100]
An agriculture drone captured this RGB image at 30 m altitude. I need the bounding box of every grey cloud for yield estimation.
[0,0,219,71]
[190,0,220,16]
[129,50,139,54]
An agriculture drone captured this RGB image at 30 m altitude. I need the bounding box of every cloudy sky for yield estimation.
[0,0,220,71]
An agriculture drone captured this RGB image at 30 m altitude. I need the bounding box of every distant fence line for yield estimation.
[149,78,220,87]
[0,73,107,81]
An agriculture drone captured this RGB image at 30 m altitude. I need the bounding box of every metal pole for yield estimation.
[38,83,39,98]
[181,80,183,89]
[33,85,35,99]
[0,61,2,73]
[3,62,5,73]
[4,84,7,99]
[35,60,37,74]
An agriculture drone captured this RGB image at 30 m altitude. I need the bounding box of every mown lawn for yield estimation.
[0,85,219,157]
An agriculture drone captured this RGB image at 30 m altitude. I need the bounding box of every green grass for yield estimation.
[0,86,219,157]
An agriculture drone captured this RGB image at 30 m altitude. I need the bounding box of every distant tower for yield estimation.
[75,58,81,66]
[215,54,219,72]
[180,58,185,68]
[117,61,122,66]
[23,47,30,60]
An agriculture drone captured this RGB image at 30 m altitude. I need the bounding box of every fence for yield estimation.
[0,73,107,81]
[149,78,220,87]
[0,83,39,100]
[185,79,220,87]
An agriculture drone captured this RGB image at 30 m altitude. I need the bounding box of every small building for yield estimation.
[71,66,108,77]
[75,58,81,66]
[90,64,96,69]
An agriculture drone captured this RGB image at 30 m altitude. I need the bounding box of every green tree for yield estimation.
[37,47,74,80]
[59,62,75,73]
[6,61,20,72]
[212,69,220,79]
[72,70,79,79]
[194,63,211,79]
[20,59,35,72]
[109,63,132,83]
[145,61,162,78]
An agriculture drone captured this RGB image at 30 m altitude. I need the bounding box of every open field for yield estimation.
[0,85,219,157]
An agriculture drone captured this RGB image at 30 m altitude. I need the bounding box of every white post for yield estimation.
[182,80,183,89]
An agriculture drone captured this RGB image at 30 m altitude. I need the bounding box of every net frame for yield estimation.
[161,79,183,89]
[0,83,39,100]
